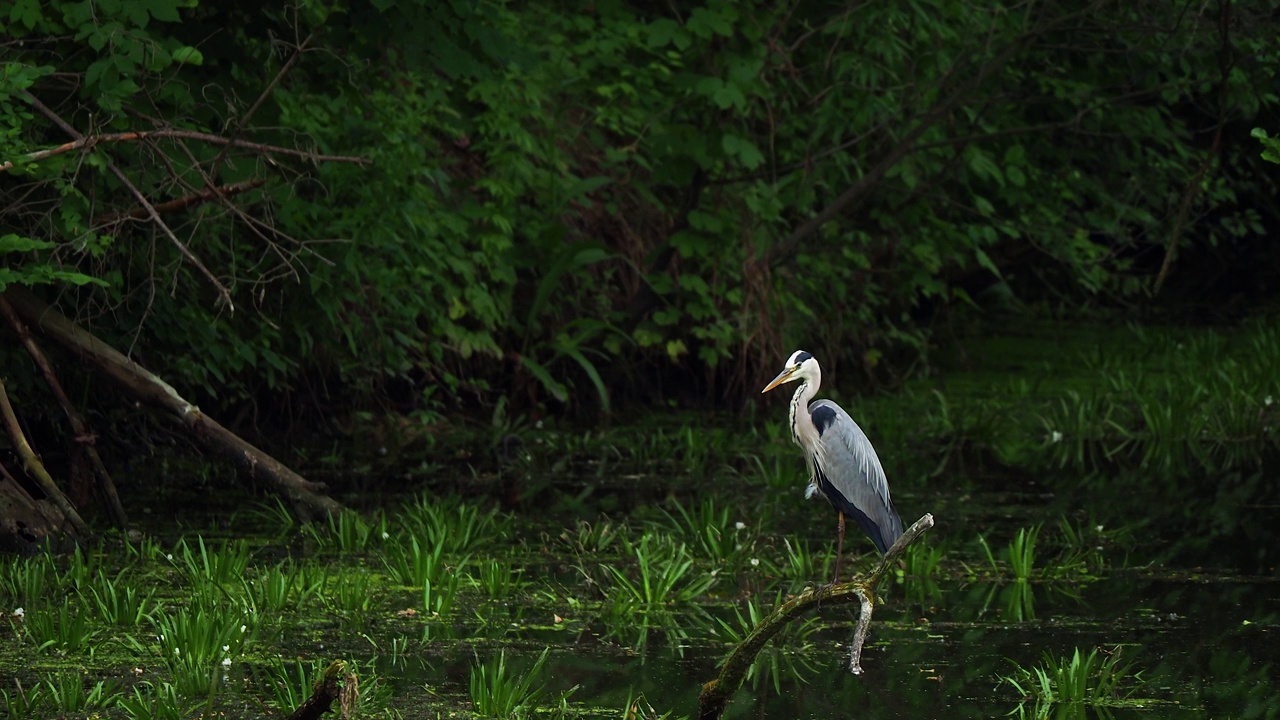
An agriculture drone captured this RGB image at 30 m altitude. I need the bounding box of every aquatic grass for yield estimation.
[321,570,378,620]
[1,680,47,720]
[1001,646,1142,711]
[0,554,57,607]
[303,509,389,553]
[245,560,325,613]
[173,536,254,589]
[661,498,745,564]
[148,603,253,698]
[21,597,97,652]
[381,534,453,587]
[255,658,326,714]
[1007,525,1040,581]
[82,568,157,626]
[618,691,682,720]
[778,537,826,592]
[116,682,192,720]
[423,572,461,616]
[124,533,167,564]
[243,497,297,538]
[469,648,573,719]
[561,519,623,555]
[398,494,503,555]
[901,538,945,580]
[602,535,716,606]
[39,672,121,714]
[473,558,520,599]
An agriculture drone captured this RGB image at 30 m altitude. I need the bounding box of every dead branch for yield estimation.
[0,378,91,538]
[23,93,236,312]
[95,178,269,227]
[0,296,129,529]
[0,129,370,174]
[4,287,347,521]
[697,513,935,720]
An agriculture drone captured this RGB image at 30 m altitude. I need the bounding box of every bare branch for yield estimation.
[24,92,237,311]
[0,128,370,175]
[95,178,269,227]
[698,513,936,720]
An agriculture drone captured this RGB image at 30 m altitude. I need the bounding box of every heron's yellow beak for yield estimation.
[761,366,796,394]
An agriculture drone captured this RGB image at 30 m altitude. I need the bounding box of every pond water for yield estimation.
[1,321,1277,719]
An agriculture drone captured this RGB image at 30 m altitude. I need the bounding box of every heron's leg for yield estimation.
[833,511,846,585]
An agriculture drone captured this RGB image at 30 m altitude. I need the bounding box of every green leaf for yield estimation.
[171,46,204,65]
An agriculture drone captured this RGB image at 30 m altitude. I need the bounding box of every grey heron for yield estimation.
[762,350,904,584]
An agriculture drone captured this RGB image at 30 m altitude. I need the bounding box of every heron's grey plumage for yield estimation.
[763,350,904,555]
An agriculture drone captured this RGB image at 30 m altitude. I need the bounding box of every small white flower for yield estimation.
[1095,525,1104,533]
[1050,431,1063,444]
[240,625,247,633]
[1266,395,1274,407]
[174,647,180,656]
[12,608,23,618]
[381,531,390,541]
[222,658,232,668]
[750,558,760,567]
[166,554,174,562]
[222,645,230,653]
[734,522,746,531]
[710,568,720,577]
[535,420,544,429]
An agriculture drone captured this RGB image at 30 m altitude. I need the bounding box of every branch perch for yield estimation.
[4,287,346,521]
[697,513,935,720]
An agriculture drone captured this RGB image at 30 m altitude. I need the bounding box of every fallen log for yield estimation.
[698,513,935,720]
[0,296,129,529]
[4,287,345,521]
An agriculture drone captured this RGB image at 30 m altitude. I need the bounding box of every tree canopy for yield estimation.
[3,0,1278,420]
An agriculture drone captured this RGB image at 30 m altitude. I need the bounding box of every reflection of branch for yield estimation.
[25,92,236,311]
[95,178,269,227]
[0,128,370,174]
[698,513,935,720]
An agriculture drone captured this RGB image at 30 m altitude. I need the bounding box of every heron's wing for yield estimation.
[808,399,904,553]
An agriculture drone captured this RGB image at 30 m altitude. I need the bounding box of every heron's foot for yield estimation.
[813,577,841,608]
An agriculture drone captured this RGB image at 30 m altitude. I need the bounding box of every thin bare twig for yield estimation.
[24,92,236,311]
[209,33,315,181]
[0,128,370,174]
[95,178,269,227]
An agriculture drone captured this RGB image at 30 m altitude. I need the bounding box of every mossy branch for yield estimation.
[697,513,935,720]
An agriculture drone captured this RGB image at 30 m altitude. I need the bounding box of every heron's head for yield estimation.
[761,350,817,393]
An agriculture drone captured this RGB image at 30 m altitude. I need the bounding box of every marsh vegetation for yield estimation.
[2,321,1277,718]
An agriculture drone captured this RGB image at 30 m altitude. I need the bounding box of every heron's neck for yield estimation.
[788,379,816,446]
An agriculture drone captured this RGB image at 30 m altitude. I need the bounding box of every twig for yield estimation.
[0,296,129,529]
[0,128,370,174]
[0,377,92,538]
[209,33,314,181]
[24,92,236,311]
[95,178,269,227]
[697,513,935,720]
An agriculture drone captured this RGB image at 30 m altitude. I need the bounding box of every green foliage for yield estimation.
[1001,646,1143,715]
[3,0,1277,419]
